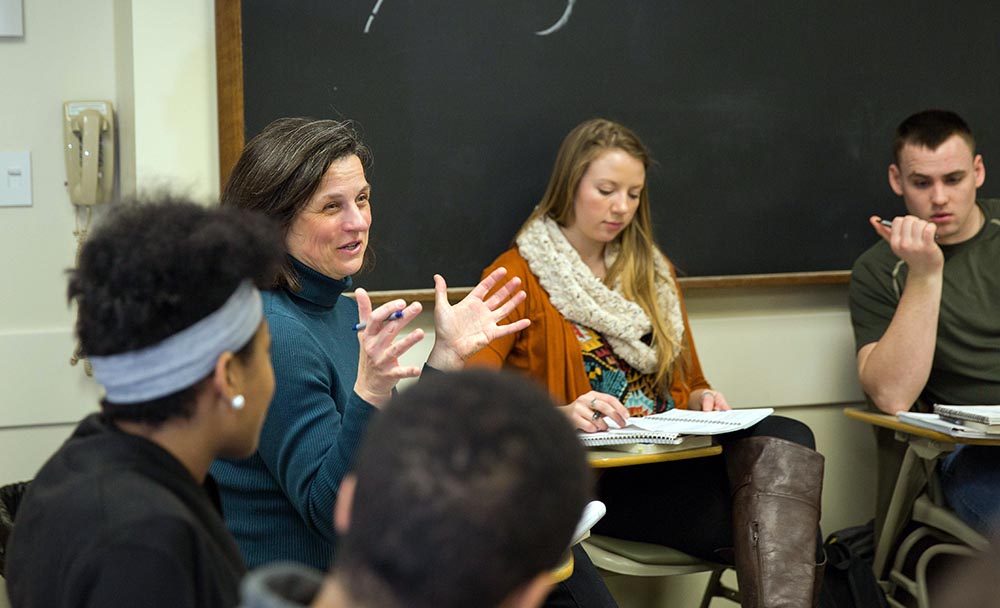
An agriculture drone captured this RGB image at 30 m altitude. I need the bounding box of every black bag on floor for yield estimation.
[818,521,888,608]
[0,480,31,577]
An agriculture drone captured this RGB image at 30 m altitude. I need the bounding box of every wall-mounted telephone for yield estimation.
[63,101,115,206]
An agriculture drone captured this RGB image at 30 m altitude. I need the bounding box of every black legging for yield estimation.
[590,415,816,562]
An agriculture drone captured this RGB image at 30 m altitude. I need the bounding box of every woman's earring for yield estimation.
[231,395,246,410]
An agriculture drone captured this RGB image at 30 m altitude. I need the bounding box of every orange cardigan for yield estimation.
[468,247,711,409]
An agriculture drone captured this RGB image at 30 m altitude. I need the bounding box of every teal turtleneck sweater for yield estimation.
[211,258,376,571]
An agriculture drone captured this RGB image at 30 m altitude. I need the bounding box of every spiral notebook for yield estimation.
[933,404,1000,426]
[578,428,685,447]
[578,407,774,447]
[598,434,715,454]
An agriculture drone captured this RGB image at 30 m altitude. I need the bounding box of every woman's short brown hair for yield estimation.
[222,117,372,289]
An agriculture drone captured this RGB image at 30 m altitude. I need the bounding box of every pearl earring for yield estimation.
[231,395,246,410]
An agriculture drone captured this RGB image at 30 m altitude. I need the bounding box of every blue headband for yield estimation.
[89,281,263,404]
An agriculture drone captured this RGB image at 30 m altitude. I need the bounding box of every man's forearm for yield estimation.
[858,273,942,413]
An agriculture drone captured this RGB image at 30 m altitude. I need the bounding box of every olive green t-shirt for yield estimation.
[849,199,1000,406]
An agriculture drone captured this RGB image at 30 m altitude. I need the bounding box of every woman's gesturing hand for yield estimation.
[427,267,530,370]
[353,288,424,407]
[561,391,630,433]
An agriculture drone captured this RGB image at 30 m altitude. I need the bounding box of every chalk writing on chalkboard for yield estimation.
[364,0,577,37]
[536,0,575,36]
[363,0,385,34]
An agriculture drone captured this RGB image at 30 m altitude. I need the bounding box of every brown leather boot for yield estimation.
[726,437,825,608]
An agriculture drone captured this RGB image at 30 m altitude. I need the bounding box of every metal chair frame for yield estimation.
[873,430,991,608]
[582,534,739,608]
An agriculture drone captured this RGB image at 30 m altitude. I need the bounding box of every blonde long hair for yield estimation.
[517,118,687,394]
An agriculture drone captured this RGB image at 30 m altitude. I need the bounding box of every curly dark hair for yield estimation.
[68,195,284,425]
[337,369,592,608]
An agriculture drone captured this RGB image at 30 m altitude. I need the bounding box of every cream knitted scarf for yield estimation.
[515,217,685,375]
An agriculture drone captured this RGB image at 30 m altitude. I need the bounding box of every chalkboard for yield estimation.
[222,1,1000,291]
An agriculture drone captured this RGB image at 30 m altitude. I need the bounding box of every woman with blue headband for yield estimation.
[6,198,285,608]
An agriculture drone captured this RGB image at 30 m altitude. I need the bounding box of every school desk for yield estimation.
[587,444,722,469]
[843,408,998,584]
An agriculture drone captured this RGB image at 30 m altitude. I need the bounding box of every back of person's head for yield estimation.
[221,117,372,288]
[893,109,975,164]
[335,369,591,608]
[69,195,283,426]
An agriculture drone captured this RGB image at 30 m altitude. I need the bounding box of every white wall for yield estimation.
[0,2,877,605]
[0,0,219,481]
[130,2,219,200]
[0,0,116,476]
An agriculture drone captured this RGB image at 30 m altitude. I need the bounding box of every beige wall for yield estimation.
[0,0,218,480]
[0,2,877,605]
[0,0,116,474]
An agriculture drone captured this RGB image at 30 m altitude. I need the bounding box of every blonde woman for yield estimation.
[470,119,826,607]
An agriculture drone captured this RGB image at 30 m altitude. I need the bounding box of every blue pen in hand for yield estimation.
[352,310,404,332]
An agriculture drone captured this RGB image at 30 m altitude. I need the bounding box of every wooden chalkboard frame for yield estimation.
[213,0,848,301]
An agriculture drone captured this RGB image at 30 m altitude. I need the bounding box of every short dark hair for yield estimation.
[893,110,975,164]
[336,370,592,608]
[69,195,284,425]
[221,117,373,289]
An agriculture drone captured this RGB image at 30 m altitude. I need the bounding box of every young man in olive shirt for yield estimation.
[849,109,1000,535]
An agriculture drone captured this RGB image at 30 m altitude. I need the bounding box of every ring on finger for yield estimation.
[591,411,601,421]
[589,397,598,410]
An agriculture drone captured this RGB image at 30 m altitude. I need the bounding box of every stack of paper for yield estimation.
[933,404,1000,434]
[578,407,774,448]
[896,412,996,439]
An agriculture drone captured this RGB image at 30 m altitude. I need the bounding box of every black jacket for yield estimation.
[6,414,245,608]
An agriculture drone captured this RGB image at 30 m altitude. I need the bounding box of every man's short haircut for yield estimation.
[69,195,283,425]
[893,109,975,164]
[337,369,592,608]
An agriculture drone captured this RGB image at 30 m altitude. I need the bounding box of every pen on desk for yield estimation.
[352,310,404,332]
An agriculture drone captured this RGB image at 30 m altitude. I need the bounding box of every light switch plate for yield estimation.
[0,151,32,207]
[0,0,23,37]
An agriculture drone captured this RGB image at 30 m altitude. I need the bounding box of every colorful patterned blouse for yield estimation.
[572,322,674,417]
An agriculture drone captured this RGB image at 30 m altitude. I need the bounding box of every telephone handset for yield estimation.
[63,101,115,206]
[64,101,116,378]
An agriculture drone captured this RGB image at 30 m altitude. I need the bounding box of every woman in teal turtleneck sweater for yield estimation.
[211,117,528,570]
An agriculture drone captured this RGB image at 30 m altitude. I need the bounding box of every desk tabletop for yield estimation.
[843,408,1000,447]
[587,444,722,468]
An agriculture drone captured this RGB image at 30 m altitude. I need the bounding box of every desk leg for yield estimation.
[873,445,926,578]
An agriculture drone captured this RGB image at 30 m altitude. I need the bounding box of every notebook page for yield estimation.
[611,407,774,436]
